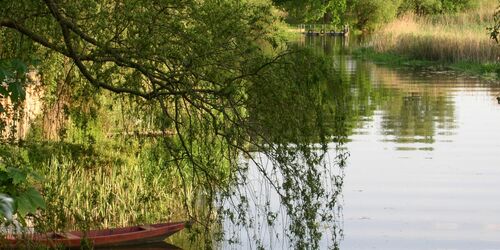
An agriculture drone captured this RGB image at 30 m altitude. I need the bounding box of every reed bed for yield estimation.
[370,0,500,63]
[37,147,190,232]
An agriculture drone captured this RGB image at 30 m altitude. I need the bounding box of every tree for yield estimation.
[0,0,278,232]
[1,0,347,248]
[347,0,401,31]
[1,0,281,100]
[278,0,403,31]
[273,0,347,25]
[398,0,474,15]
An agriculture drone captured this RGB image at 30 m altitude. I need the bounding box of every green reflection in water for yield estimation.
[300,36,457,150]
[29,35,468,250]
[215,46,352,250]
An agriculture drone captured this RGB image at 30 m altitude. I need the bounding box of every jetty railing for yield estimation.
[297,24,349,36]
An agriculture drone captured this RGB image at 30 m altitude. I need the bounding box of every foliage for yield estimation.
[273,0,347,25]
[399,0,475,15]
[0,60,27,102]
[242,48,349,249]
[0,0,351,249]
[490,3,500,42]
[399,0,443,15]
[347,0,401,30]
[0,59,46,224]
[347,0,477,30]
[0,146,46,224]
[0,59,28,131]
[441,0,476,12]
[275,0,479,31]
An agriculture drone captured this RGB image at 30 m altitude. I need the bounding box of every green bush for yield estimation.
[348,0,401,30]
[399,0,475,15]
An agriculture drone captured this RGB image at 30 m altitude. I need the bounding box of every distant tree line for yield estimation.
[273,0,476,30]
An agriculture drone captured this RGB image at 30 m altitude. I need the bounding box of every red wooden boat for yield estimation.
[6,221,187,248]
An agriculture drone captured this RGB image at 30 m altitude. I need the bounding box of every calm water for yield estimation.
[343,65,500,249]
[247,37,500,249]
[311,38,500,249]
[166,36,500,249]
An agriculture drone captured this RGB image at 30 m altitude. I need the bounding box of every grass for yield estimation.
[1,138,219,249]
[23,140,189,231]
[8,91,228,246]
[360,0,500,77]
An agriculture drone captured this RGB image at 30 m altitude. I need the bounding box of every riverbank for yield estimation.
[355,0,500,80]
[353,47,500,80]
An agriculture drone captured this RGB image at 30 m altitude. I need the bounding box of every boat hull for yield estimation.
[6,221,186,248]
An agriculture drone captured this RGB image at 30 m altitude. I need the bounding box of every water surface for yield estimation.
[172,36,500,249]
[334,41,500,249]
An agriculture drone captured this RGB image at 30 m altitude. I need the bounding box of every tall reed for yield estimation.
[370,0,500,63]
[35,143,190,232]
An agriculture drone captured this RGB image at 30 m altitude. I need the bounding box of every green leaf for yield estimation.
[6,167,28,185]
[25,187,46,209]
[14,188,45,216]
[11,59,28,74]
[31,58,41,66]
[0,85,7,97]
[0,68,6,82]
[0,171,9,182]
[8,82,25,102]
[14,195,33,216]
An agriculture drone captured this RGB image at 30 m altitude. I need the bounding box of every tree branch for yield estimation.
[0,19,68,56]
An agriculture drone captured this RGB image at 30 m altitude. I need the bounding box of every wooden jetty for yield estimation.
[297,24,349,36]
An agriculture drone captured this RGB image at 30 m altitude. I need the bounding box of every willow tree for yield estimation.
[1,0,347,248]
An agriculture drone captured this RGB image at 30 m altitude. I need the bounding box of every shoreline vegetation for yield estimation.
[3,0,500,249]
[353,47,500,80]
[354,0,500,80]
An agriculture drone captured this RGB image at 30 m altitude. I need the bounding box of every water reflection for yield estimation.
[217,46,351,249]
[368,67,457,149]
[303,36,500,249]
[166,36,500,249]
[219,36,463,248]
[304,36,499,151]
